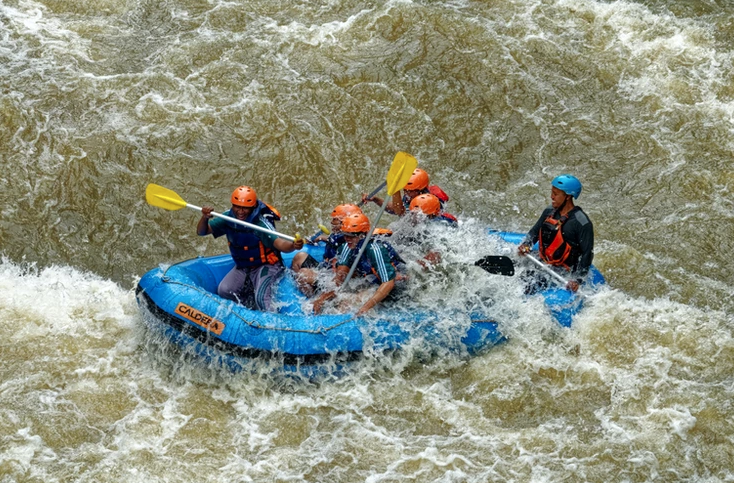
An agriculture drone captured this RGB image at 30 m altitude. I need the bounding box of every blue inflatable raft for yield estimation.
[135,230,605,374]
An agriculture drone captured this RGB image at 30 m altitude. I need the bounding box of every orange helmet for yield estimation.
[341,213,370,234]
[409,193,441,216]
[231,186,257,207]
[331,203,362,219]
[405,168,429,191]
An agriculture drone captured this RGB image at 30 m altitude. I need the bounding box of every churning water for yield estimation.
[1,0,733,481]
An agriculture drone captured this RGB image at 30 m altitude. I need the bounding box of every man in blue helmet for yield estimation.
[517,174,594,293]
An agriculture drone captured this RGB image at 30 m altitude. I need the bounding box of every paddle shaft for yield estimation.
[357,181,387,207]
[525,253,569,284]
[191,202,296,242]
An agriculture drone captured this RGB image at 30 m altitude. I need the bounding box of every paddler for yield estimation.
[312,212,405,316]
[408,193,458,227]
[291,203,363,297]
[197,186,303,310]
[517,175,594,293]
[404,193,458,268]
[361,168,450,217]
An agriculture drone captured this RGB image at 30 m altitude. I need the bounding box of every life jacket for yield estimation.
[538,207,580,269]
[403,185,449,210]
[349,239,404,283]
[224,201,282,269]
[264,203,281,219]
[428,185,449,203]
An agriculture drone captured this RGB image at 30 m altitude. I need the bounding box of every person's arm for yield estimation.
[573,218,594,281]
[356,279,395,316]
[351,240,398,314]
[254,215,303,253]
[388,191,405,216]
[518,209,549,255]
[562,212,594,292]
[362,193,384,207]
[312,265,348,314]
[274,237,304,253]
[197,206,214,236]
[362,191,404,215]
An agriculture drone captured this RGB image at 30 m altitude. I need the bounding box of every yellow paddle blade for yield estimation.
[145,183,187,211]
[386,152,418,196]
[318,224,331,235]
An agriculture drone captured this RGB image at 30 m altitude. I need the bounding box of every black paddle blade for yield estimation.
[474,256,515,276]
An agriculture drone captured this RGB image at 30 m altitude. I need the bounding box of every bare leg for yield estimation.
[291,252,308,272]
[295,268,317,297]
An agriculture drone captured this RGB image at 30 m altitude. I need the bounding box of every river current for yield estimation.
[1,0,733,481]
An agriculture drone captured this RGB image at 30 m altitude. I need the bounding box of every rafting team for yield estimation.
[197,170,594,316]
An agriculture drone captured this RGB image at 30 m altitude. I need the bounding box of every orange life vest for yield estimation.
[538,208,578,269]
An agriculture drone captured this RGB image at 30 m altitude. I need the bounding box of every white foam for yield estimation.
[0,427,57,473]
[0,258,136,340]
[562,0,734,121]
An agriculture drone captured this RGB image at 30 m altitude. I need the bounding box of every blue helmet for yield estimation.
[551,174,582,199]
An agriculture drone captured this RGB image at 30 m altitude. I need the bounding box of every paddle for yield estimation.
[340,152,418,290]
[145,183,300,242]
[357,181,387,207]
[308,224,331,243]
[474,255,515,276]
[525,253,569,285]
[475,253,572,286]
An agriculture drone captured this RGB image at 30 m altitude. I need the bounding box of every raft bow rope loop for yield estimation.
[340,152,418,291]
[145,183,301,243]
